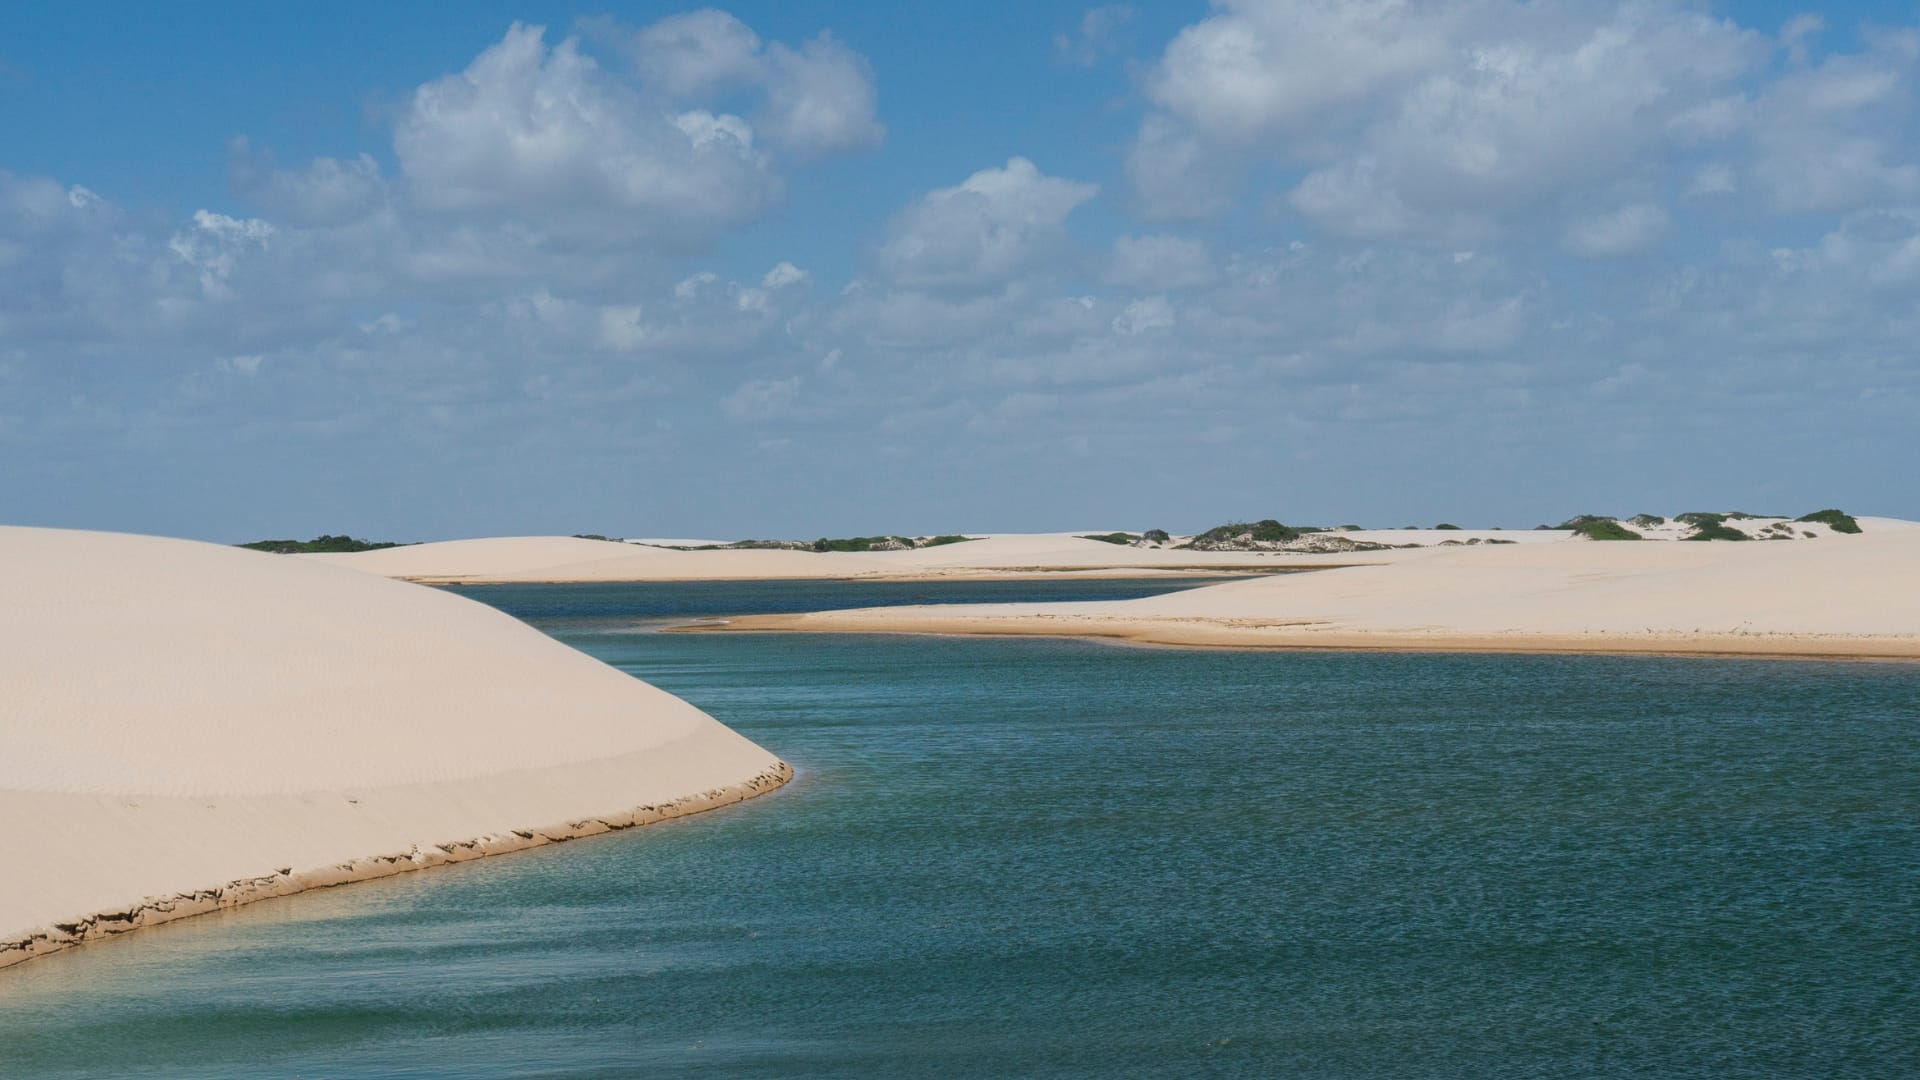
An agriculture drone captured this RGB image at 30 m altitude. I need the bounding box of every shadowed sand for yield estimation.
[689,522,1920,661]
[0,527,788,970]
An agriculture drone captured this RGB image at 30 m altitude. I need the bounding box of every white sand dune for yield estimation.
[0,527,788,970]
[713,525,1920,659]
[305,535,881,582]
[308,532,1401,583]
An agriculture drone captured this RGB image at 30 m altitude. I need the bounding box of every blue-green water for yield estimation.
[3,579,1918,1078]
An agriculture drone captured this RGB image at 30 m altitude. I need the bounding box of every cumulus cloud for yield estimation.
[877,157,1098,289]
[229,138,386,225]
[393,23,777,244]
[1146,0,1448,141]
[1132,0,1780,239]
[759,35,884,155]
[628,9,765,96]
[608,10,883,156]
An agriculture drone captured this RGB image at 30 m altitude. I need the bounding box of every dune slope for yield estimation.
[0,527,788,970]
[708,528,1920,659]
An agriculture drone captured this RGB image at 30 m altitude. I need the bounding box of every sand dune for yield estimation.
[307,532,1403,583]
[0,527,788,969]
[707,526,1920,659]
[306,535,887,582]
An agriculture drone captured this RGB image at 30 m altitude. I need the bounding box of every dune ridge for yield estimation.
[0,527,789,969]
[303,532,1436,583]
[693,524,1920,661]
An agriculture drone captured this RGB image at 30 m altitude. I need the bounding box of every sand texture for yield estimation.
[0,527,789,970]
[697,524,1920,660]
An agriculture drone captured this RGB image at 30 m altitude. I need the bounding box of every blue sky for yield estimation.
[3,1,1917,541]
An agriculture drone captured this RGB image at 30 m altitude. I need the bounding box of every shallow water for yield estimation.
[3,579,1917,1077]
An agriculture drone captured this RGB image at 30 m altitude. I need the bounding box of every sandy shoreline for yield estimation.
[689,612,1920,661]
[680,525,1920,662]
[1,527,790,971]
[0,760,791,970]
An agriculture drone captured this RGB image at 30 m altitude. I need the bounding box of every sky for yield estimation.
[3,1,1917,542]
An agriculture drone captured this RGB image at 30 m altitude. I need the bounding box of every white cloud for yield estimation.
[721,374,801,419]
[877,157,1098,289]
[1125,114,1236,221]
[1781,13,1825,65]
[229,138,386,225]
[168,211,275,299]
[614,12,882,156]
[1146,0,1448,141]
[1134,1,1770,237]
[1563,203,1669,258]
[1751,34,1920,213]
[1104,234,1216,289]
[628,9,764,97]
[393,22,777,243]
[1111,295,1175,335]
[1688,163,1738,196]
[759,35,885,155]
[762,261,808,289]
[1054,6,1135,67]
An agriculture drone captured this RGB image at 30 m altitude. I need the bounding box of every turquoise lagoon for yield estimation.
[1,578,1916,1077]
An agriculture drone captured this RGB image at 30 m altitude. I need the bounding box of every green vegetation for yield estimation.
[239,534,405,554]
[571,533,619,542]
[811,535,915,552]
[1794,509,1862,534]
[1142,529,1171,543]
[1556,515,1642,541]
[1434,523,1462,530]
[1337,524,1362,531]
[807,534,976,552]
[1629,514,1666,528]
[1079,532,1140,546]
[1684,524,1749,541]
[1671,512,1750,541]
[1191,519,1301,546]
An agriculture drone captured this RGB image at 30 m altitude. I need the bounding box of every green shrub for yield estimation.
[238,534,406,554]
[1570,519,1642,541]
[1142,529,1171,543]
[1684,522,1750,541]
[1078,532,1140,546]
[1434,523,1462,530]
[1794,509,1862,534]
[1186,519,1302,548]
[1629,514,1666,528]
[919,534,976,547]
[812,535,914,552]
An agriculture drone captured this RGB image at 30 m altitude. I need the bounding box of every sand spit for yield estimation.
[0,527,789,970]
[692,527,1920,661]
